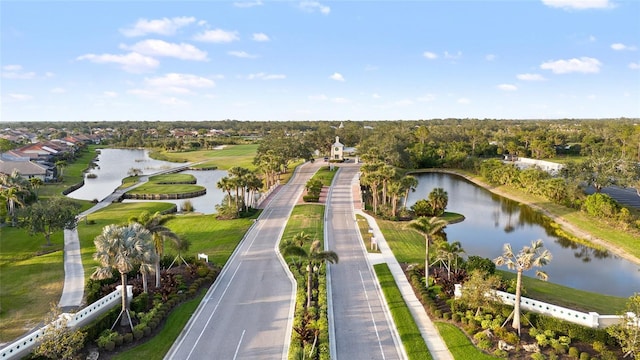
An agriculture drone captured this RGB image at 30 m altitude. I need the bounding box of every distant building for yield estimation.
[331,136,344,161]
[0,157,51,181]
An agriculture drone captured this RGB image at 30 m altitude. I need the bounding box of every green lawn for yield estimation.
[374,263,432,360]
[311,166,338,186]
[435,322,499,360]
[281,204,325,246]
[126,183,205,195]
[151,144,258,170]
[148,173,196,184]
[356,214,379,253]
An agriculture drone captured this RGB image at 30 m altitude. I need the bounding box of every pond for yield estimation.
[67,149,228,214]
[406,172,640,298]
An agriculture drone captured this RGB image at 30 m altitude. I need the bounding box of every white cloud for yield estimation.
[308,94,328,101]
[457,97,470,104]
[77,52,159,73]
[145,73,216,89]
[541,0,613,10]
[629,62,640,70]
[193,29,240,43]
[3,64,22,71]
[517,73,546,81]
[160,97,189,106]
[587,94,597,100]
[417,94,436,102]
[120,16,196,37]
[423,51,438,60]
[540,57,601,74]
[485,54,497,61]
[444,51,462,60]
[372,93,381,99]
[332,97,350,104]
[589,35,597,42]
[45,72,55,78]
[234,0,263,7]
[2,70,36,79]
[103,91,118,98]
[7,93,33,101]
[497,84,518,91]
[252,33,270,42]
[611,43,637,51]
[299,1,331,15]
[329,72,345,82]
[50,87,66,93]
[228,51,258,58]
[394,99,414,106]
[247,72,286,80]
[121,39,208,61]
[364,64,379,71]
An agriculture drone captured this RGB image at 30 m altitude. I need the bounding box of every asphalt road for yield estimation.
[326,164,404,360]
[165,163,319,360]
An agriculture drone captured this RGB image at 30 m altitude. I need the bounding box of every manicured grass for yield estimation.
[119,176,141,189]
[435,322,498,360]
[281,204,325,246]
[356,214,379,253]
[374,263,433,360]
[498,270,626,314]
[378,219,425,264]
[148,173,196,183]
[126,183,204,195]
[111,291,207,360]
[152,144,258,170]
[0,249,64,342]
[38,146,100,199]
[78,202,177,282]
[311,166,338,186]
[164,213,256,265]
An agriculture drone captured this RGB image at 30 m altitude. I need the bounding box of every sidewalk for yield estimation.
[350,175,453,360]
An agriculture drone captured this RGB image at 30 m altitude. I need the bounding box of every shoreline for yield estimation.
[411,168,640,267]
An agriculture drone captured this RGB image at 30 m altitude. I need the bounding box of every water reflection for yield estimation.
[67,149,185,201]
[407,172,639,297]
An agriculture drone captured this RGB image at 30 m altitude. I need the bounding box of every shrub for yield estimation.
[579,352,590,360]
[530,353,547,360]
[536,334,550,347]
[568,347,580,358]
[123,333,133,343]
[443,312,451,320]
[451,313,461,322]
[476,339,493,351]
[591,340,605,353]
[493,349,509,358]
[434,309,442,319]
[181,200,194,212]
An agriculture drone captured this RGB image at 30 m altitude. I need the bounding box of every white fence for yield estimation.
[455,284,623,329]
[0,285,131,360]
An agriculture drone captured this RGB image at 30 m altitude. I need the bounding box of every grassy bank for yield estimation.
[150,144,258,170]
[376,218,626,314]
[374,263,433,360]
[435,322,498,360]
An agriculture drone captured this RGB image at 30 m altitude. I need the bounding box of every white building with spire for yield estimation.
[331,136,344,161]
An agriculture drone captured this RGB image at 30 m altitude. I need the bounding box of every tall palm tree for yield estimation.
[91,223,156,330]
[216,176,234,207]
[434,240,465,279]
[282,240,338,308]
[129,211,179,289]
[407,216,448,288]
[1,186,25,227]
[401,175,419,210]
[29,177,43,197]
[494,239,552,337]
[428,187,449,216]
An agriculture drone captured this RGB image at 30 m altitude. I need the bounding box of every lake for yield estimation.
[406,172,640,298]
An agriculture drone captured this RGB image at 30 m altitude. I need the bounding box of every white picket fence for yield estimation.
[0,286,131,360]
[454,284,624,329]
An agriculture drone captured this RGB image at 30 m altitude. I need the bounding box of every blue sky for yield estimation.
[1,0,639,122]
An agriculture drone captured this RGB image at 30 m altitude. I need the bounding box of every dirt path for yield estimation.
[422,169,640,267]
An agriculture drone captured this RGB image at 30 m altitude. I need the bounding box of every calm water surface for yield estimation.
[406,172,640,297]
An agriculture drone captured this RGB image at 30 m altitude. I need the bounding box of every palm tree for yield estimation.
[407,216,448,288]
[129,211,179,289]
[494,239,552,337]
[216,176,234,207]
[401,175,419,210]
[282,240,338,308]
[428,187,448,216]
[434,240,465,279]
[91,223,156,330]
[29,177,43,196]
[1,186,25,227]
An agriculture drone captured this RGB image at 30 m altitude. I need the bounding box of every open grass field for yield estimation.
[374,263,433,360]
[356,214,379,253]
[151,144,258,170]
[126,183,205,195]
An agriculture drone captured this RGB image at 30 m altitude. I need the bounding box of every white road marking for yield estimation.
[359,270,386,360]
[183,262,243,360]
[233,329,246,360]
